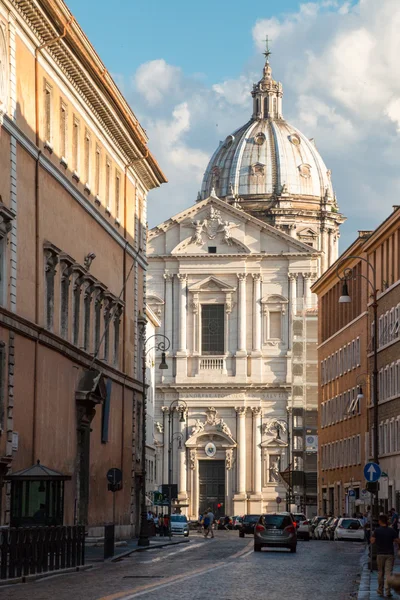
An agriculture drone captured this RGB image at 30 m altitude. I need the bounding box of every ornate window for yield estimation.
[95,145,101,199]
[105,158,111,213]
[84,129,91,188]
[261,295,287,346]
[44,244,59,331]
[201,304,224,355]
[44,80,53,148]
[72,115,80,176]
[115,170,121,221]
[59,100,67,162]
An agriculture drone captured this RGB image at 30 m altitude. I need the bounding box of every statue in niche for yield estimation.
[269,455,281,483]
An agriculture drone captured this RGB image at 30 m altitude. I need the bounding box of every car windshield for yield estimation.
[245,515,260,522]
[262,515,292,530]
[341,519,360,529]
[171,515,187,522]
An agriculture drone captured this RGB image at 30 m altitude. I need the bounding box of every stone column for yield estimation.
[289,273,297,314]
[252,407,262,495]
[236,407,247,494]
[225,449,234,515]
[252,274,262,353]
[162,407,169,484]
[303,273,312,308]
[191,293,199,355]
[177,274,187,353]
[163,272,173,351]
[237,273,247,353]
[328,229,335,268]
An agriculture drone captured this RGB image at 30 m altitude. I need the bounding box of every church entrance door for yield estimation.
[199,460,225,517]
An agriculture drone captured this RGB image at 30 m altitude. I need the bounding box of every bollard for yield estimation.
[104,523,115,559]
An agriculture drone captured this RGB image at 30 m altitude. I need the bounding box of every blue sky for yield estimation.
[66,1,400,251]
[68,0,300,83]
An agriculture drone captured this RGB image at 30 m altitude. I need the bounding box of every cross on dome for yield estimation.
[251,35,283,120]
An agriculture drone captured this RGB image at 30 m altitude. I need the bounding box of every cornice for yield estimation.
[10,0,166,189]
[148,252,320,259]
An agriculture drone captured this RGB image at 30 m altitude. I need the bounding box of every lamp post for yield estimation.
[336,256,379,518]
[167,399,187,538]
[137,314,170,547]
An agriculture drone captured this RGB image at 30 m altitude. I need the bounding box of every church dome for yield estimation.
[201,54,334,203]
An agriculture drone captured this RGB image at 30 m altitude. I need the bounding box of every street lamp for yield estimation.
[167,399,187,538]
[137,314,170,547]
[336,256,379,518]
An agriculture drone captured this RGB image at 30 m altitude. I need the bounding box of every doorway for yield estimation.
[199,460,225,517]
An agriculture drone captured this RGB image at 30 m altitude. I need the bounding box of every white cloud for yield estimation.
[134,59,181,105]
[129,0,400,249]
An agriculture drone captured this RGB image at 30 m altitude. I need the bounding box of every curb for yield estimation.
[110,537,190,562]
[0,564,93,587]
[357,548,371,599]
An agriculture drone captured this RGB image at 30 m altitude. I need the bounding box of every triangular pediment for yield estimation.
[261,437,287,448]
[188,275,236,293]
[148,196,318,257]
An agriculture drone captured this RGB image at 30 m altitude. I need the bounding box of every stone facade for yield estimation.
[148,195,321,517]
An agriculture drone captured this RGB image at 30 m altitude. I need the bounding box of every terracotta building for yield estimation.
[363,206,400,513]
[0,0,165,535]
[312,234,370,516]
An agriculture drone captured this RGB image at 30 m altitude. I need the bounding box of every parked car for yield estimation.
[334,518,364,541]
[233,516,243,530]
[217,516,233,530]
[239,514,260,537]
[325,517,339,541]
[292,513,310,541]
[254,512,297,553]
[310,516,326,539]
[170,514,189,537]
[314,518,328,540]
[320,517,335,540]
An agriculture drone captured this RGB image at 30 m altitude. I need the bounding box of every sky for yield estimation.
[68,0,400,250]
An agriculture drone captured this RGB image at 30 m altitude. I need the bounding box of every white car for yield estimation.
[292,513,311,540]
[170,514,189,537]
[334,518,364,541]
[314,518,328,539]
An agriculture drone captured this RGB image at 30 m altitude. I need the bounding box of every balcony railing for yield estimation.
[200,357,224,370]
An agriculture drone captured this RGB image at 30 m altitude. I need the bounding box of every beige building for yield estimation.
[0,0,165,536]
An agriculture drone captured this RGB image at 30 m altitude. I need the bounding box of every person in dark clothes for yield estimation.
[371,514,400,598]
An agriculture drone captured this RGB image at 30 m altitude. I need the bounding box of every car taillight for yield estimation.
[303,520,309,525]
[285,525,295,534]
[255,524,265,532]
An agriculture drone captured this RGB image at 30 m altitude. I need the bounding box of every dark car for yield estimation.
[325,517,339,541]
[254,512,297,553]
[239,514,260,537]
[310,516,326,539]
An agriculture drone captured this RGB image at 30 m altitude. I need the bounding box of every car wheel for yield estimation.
[239,532,244,538]
[254,543,262,552]
[305,534,310,541]
[290,545,297,553]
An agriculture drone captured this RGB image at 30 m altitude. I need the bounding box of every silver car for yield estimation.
[254,513,297,553]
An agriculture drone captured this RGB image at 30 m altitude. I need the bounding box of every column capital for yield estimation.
[161,406,170,413]
[288,273,298,281]
[251,407,262,416]
[235,406,247,416]
[252,273,262,281]
[163,271,174,281]
[302,272,313,280]
[237,273,247,281]
[177,273,187,282]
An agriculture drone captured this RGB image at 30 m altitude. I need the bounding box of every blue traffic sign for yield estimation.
[348,489,355,497]
[364,462,381,482]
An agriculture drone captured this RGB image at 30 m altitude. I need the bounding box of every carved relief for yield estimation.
[226,448,233,470]
[183,206,240,247]
[190,449,196,470]
[155,422,164,434]
[235,406,247,416]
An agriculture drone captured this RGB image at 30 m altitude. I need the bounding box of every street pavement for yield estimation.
[3,530,365,600]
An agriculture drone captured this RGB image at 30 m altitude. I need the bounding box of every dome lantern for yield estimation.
[252,37,283,120]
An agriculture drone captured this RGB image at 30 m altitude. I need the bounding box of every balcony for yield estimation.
[200,357,224,371]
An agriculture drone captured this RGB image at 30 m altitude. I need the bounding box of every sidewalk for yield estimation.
[358,550,400,599]
[86,536,190,563]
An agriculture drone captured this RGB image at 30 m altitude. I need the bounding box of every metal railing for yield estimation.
[0,525,85,580]
[199,357,224,370]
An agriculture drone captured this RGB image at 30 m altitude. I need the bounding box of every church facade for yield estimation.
[147,53,344,518]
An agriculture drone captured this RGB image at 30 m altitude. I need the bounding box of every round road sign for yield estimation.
[107,468,122,485]
[276,497,282,504]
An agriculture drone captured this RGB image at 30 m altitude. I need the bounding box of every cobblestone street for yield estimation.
[3,531,365,600]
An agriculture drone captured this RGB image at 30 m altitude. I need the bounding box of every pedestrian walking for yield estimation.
[371,514,400,598]
[163,513,170,537]
[204,507,215,539]
[197,513,203,534]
